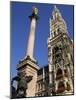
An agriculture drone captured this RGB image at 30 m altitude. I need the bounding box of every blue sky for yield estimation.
[11,2,74,77]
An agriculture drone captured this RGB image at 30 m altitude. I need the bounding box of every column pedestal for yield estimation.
[17,56,39,97]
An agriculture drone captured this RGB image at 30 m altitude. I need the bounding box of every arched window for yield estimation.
[57,68,62,75]
[52,45,62,64]
[57,81,65,93]
[58,81,65,88]
[66,82,71,91]
[64,69,68,77]
[56,68,63,80]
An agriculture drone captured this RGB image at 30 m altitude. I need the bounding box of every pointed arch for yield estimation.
[57,81,65,93]
[56,68,63,80]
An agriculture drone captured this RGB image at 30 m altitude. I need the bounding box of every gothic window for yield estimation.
[53,44,62,64]
[57,26,63,34]
[57,81,65,93]
[54,31,56,36]
[40,82,43,90]
[38,82,43,90]
[64,69,68,77]
[37,83,40,91]
[66,82,71,91]
[56,68,63,80]
[44,66,49,77]
[55,46,59,53]
[58,28,60,33]
[57,68,62,75]
[53,45,62,54]
[38,68,43,75]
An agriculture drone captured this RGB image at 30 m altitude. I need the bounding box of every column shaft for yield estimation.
[27,18,36,58]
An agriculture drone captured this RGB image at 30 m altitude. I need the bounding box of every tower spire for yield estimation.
[49,5,68,38]
[48,6,74,95]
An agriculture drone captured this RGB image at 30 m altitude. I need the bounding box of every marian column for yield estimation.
[17,7,39,97]
[26,7,38,60]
